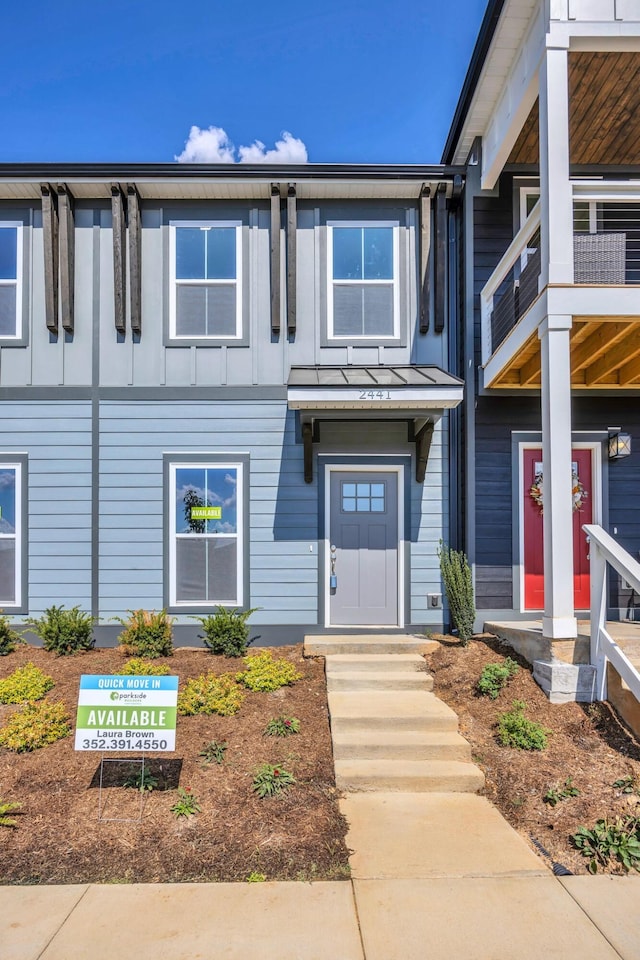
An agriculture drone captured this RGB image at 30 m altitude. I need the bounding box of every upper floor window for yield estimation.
[0,224,22,340]
[169,222,242,339]
[327,222,399,340]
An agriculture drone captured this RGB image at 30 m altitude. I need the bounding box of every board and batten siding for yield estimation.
[99,399,318,624]
[0,400,92,612]
[410,417,449,626]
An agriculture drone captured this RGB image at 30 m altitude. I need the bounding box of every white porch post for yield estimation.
[539,43,573,286]
[539,315,577,639]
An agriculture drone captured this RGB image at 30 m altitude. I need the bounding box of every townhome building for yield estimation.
[0,165,464,643]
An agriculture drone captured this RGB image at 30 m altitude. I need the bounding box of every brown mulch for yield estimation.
[0,645,350,884]
[425,634,640,875]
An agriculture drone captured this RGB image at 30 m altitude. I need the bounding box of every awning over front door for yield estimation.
[287,365,464,483]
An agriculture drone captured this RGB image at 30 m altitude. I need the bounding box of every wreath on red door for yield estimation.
[529,469,587,515]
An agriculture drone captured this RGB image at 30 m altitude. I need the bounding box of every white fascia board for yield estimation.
[546,284,640,316]
[287,386,463,410]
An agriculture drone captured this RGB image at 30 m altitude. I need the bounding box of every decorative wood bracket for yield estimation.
[57,185,75,334]
[270,184,281,335]
[434,183,447,334]
[111,184,127,335]
[302,421,314,484]
[415,421,434,483]
[127,185,142,335]
[419,184,431,335]
[287,183,297,337]
[41,184,59,334]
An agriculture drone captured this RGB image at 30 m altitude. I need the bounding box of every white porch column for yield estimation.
[539,43,574,286]
[539,314,577,639]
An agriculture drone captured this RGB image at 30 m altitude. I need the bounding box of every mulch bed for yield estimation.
[426,635,640,875]
[0,645,350,884]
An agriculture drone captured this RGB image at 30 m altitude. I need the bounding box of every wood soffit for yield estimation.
[487,317,640,389]
[508,52,640,167]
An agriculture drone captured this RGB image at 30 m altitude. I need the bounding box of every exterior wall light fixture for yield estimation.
[608,428,632,460]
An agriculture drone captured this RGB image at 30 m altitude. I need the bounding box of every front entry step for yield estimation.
[327,671,433,692]
[332,729,472,762]
[335,758,485,793]
[328,691,459,733]
[304,635,438,657]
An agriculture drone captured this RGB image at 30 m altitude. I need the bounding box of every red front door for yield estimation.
[523,448,593,610]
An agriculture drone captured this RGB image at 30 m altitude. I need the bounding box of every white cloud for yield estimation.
[176,126,307,164]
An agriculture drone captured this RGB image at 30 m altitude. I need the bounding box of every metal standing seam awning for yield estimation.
[287,365,464,483]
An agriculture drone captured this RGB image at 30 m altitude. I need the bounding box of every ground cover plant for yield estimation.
[195,607,258,657]
[0,800,21,828]
[0,645,348,883]
[265,716,300,737]
[543,778,580,807]
[0,699,70,752]
[26,605,95,655]
[497,699,550,750]
[237,650,303,692]
[117,657,171,676]
[252,762,296,797]
[572,816,640,873]
[477,658,519,699]
[0,613,23,656]
[115,610,174,659]
[0,662,54,704]
[178,672,245,716]
[426,635,640,874]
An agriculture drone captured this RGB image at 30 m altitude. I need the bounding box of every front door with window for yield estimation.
[328,470,399,626]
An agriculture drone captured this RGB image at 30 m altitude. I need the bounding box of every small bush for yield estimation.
[572,816,640,874]
[264,716,300,737]
[246,871,266,882]
[0,662,54,704]
[252,762,296,798]
[496,700,550,751]
[0,799,21,828]
[170,787,201,818]
[27,605,95,655]
[178,673,245,716]
[0,612,23,656]
[236,651,303,692]
[115,610,174,659]
[477,658,519,700]
[117,658,171,677]
[123,767,159,792]
[0,699,70,752]
[194,606,259,657]
[438,542,476,646]
[198,739,228,765]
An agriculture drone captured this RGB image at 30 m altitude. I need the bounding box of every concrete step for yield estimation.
[335,758,485,793]
[305,635,437,657]
[328,691,459,733]
[332,729,472,762]
[327,670,433,692]
[325,654,427,673]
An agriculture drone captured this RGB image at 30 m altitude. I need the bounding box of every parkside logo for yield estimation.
[109,691,148,702]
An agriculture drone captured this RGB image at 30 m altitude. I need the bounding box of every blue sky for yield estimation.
[0,0,488,164]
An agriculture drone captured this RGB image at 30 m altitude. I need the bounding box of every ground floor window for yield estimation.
[0,460,23,607]
[167,458,245,607]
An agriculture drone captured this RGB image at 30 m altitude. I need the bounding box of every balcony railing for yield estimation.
[574,199,640,284]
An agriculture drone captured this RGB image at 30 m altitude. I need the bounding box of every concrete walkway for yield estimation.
[2,637,639,960]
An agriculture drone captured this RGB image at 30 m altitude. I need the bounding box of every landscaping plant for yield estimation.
[123,767,159,792]
[0,699,70,752]
[0,800,21,828]
[477,658,519,699]
[496,700,550,751]
[543,777,580,807]
[117,657,171,676]
[264,716,300,737]
[0,662,54,704]
[194,606,259,657]
[572,816,640,874]
[26,605,95,655]
[246,871,266,882]
[198,739,228,765]
[613,775,640,796]
[438,541,476,646]
[0,612,23,656]
[115,610,174,659]
[252,763,296,798]
[236,650,303,692]
[178,673,245,716]
[170,786,201,818]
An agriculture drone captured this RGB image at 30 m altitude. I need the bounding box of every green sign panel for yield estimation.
[190,506,222,520]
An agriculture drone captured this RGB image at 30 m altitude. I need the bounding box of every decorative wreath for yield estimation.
[529,469,587,515]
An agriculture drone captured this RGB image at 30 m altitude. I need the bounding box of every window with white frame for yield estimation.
[0,463,21,607]
[0,224,22,339]
[169,462,243,606]
[327,222,399,339]
[169,222,242,339]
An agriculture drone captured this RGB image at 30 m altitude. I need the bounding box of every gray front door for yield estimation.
[329,470,399,626]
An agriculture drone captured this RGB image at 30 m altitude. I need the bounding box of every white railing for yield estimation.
[584,523,640,702]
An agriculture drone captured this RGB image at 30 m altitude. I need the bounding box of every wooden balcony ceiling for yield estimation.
[489,317,640,389]
[509,52,640,166]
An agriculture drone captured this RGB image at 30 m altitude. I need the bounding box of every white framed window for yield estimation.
[327,222,400,340]
[519,188,540,229]
[169,461,243,607]
[0,462,22,607]
[0,223,23,340]
[169,221,242,339]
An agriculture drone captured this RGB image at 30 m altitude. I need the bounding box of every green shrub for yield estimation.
[572,816,640,874]
[0,800,21,828]
[477,658,519,700]
[497,700,550,751]
[264,716,300,737]
[123,767,159,792]
[438,542,476,645]
[26,605,95,655]
[0,612,23,656]
[117,657,171,677]
[0,662,54,704]
[115,610,174,659]
[0,699,70,752]
[236,651,303,692]
[170,787,201,818]
[252,762,296,798]
[194,606,259,657]
[177,673,245,716]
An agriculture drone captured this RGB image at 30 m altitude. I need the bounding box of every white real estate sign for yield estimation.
[74,675,179,752]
